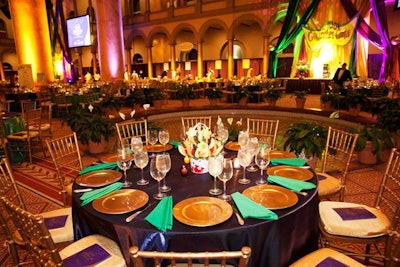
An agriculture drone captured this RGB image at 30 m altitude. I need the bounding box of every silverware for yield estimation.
[73,188,93,193]
[292,190,308,196]
[230,201,244,225]
[126,201,156,222]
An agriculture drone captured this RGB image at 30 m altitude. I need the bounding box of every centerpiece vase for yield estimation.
[190,158,209,174]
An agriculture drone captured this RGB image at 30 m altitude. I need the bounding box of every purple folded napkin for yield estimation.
[333,207,376,221]
[44,215,68,230]
[316,257,348,267]
[63,244,111,267]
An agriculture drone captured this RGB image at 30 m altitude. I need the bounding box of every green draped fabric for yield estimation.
[268,0,321,78]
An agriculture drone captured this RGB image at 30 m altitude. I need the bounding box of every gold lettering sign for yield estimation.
[303,18,356,47]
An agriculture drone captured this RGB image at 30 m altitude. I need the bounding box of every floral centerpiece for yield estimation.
[178,123,224,174]
[295,60,309,78]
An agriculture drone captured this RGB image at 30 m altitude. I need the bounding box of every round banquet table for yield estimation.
[72,148,319,267]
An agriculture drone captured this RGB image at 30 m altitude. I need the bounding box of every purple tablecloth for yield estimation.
[72,149,319,267]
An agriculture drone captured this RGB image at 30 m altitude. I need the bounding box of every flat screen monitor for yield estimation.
[66,15,91,48]
[396,0,400,10]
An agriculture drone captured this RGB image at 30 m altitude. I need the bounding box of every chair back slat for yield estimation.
[247,118,279,149]
[182,116,212,131]
[116,119,148,147]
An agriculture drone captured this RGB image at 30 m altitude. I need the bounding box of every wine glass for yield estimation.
[246,137,259,172]
[149,157,166,200]
[255,146,271,185]
[218,158,233,201]
[216,126,229,154]
[208,154,223,195]
[156,153,171,192]
[237,148,252,184]
[158,130,170,152]
[116,147,133,187]
[131,137,143,154]
[134,150,149,185]
[238,131,249,149]
[148,129,158,158]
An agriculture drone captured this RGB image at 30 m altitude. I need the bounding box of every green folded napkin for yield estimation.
[79,162,118,175]
[267,175,316,192]
[145,196,173,232]
[80,182,123,206]
[168,140,181,148]
[270,158,307,166]
[232,192,278,220]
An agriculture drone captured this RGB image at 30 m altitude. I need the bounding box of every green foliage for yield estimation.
[283,122,328,158]
[205,88,223,99]
[320,92,339,103]
[377,108,400,132]
[234,87,249,101]
[63,106,115,145]
[125,90,146,106]
[371,98,400,117]
[176,84,196,100]
[265,88,284,101]
[151,90,167,100]
[351,125,394,160]
[290,90,308,99]
[100,96,123,111]
[346,91,368,108]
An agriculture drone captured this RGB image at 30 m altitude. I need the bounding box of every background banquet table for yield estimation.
[72,148,319,267]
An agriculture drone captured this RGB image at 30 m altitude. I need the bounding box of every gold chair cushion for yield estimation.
[41,207,74,244]
[317,172,340,197]
[319,201,390,238]
[7,131,40,140]
[59,234,126,267]
[289,248,366,266]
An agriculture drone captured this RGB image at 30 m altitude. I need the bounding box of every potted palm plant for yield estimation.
[290,90,308,109]
[283,122,328,168]
[234,87,249,105]
[150,90,167,110]
[176,83,196,107]
[63,105,115,154]
[320,92,339,111]
[205,88,223,105]
[351,124,395,164]
[264,88,283,106]
[346,91,368,116]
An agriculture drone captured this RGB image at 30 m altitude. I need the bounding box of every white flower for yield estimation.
[88,104,94,113]
[143,104,150,110]
[130,109,136,118]
[119,112,126,120]
[108,115,115,119]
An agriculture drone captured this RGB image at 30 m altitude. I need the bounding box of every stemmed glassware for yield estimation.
[208,154,223,195]
[116,147,133,188]
[131,137,143,154]
[147,129,158,158]
[246,137,260,172]
[237,148,252,184]
[255,146,271,185]
[134,150,149,185]
[216,126,229,154]
[149,157,166,200]
[156,152,171,192]
[238,131,249,149]
[218,158,233,201]
[158,130,170,152]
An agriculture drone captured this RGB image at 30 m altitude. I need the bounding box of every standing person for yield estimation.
[332,63,352,95]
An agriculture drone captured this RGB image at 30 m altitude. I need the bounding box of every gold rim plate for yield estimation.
[243,185,298,210]
[224,141,241,151]
[270,150,297,159]
[92,189,149,214]
[76,170,122,187]
[267,165,313,181]
[100,154,119,163]
[173,196,233,227]
[144,143,173,153]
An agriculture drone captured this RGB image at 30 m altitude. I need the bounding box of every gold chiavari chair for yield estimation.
[246,118,279,149]
[45,132,83,206]
[317,126,359,201]
[115,119,148,147]
[181,116,212,130]
[318,148,400,266]
[1,196,127,267]
[130,245,251,267]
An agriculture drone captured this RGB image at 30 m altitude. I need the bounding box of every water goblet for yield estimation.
[156,152,171,192]
[208,154,223,195]
[216,126,229,154]
[238,131,249,149]
[149,157,166,200]
[237,148,252,184]
[218,158,233,201]
[116,147,133,188]
[255,146,271,185]
[131,136,143,154]
[158,130,170,152]
[147,129,158,158]
[134,150,149,185]
[246,137,260,172]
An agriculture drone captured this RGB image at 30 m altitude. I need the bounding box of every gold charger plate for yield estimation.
[75,170,122,187]
[144,143,173,153]
[224,141,241,151]
[269,150,297,159]
[100,154,118,163]
[173,196,233,227]
[243,185,298,210]
[92,189,149,214]
[267,165,313,181]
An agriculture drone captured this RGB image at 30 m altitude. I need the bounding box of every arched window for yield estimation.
[133,53,143,64]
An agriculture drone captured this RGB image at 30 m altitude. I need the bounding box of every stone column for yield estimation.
[9,0,54,83]
[95,0,125,81]
[147,46,153,79]
[0,58,5,81]
[228,38,234,79]
[170,44,176,78]
[197,42,203,79]
[263,35,270,76]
